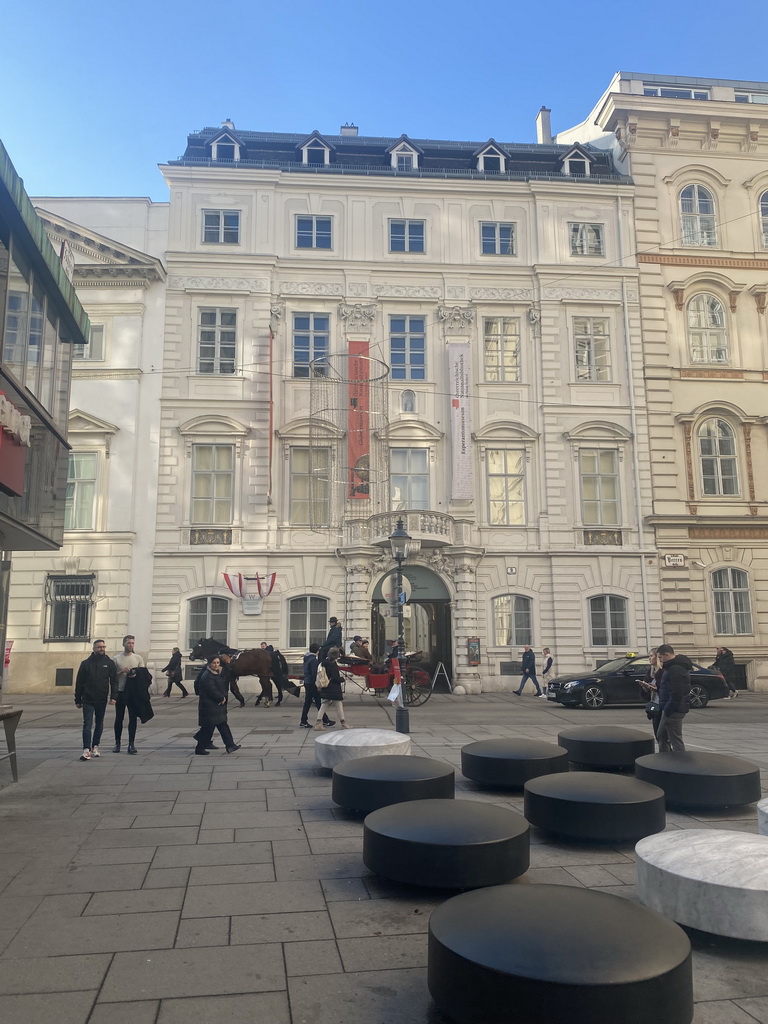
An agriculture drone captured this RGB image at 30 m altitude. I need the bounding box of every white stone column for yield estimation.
[452,563,481,694]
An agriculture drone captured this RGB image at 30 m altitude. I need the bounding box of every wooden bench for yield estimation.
[0,706,23,783]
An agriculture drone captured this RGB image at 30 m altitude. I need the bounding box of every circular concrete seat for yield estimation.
[758,798,768,836]
[363,798,529,889]
[314,728,411,769]
[635,751,761,808]
[428,883,693,1024]
[332,755,454,812]
[636,830,768,940]
[557,725,655,768]
[461,738,568,788]
[524,772,666,842]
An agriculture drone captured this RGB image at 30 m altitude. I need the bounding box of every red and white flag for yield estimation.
[256,572,277,598]
[222,572,245,597]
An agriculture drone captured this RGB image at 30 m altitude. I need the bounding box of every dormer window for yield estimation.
[388,137,421,171]
[474,142,507,174]
[306,145,327,165]
[397,152,414,171]
[210,133,241,162]
[561,146,593,177]
[299,133,333,166]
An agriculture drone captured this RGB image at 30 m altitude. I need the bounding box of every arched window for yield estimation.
[698,418,739,495]
[589,595,628,647]
[289,595,329,648]
[687,294,728,364]
[188,596,229,649]
[493,594,532,646]
[711,568,753,635]
[760,191,768,249]
[401,389,416,413]
[680,184,717,246]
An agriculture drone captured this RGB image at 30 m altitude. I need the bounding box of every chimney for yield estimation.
[536,107,552,144]
[340,123,359,137]
[221,119,235,130]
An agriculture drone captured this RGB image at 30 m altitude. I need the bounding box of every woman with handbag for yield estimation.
[640,648,663,742]
[162,647,188,698]
[314,647,352,731]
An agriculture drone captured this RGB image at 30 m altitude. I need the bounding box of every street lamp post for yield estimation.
[389,517,412,734]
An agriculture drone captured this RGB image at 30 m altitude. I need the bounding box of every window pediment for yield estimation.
[387,419,443,441]
[564,421,631,442]
[474,419,539,441]
[178,415,250,438]
[276,416,343,440]
[68,409,119,437]
[663,164,731,189]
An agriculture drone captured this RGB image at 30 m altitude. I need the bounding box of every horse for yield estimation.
[190,638,298,707]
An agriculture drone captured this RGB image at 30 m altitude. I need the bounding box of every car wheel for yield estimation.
[688,685,709,709]
[581,685,606,710]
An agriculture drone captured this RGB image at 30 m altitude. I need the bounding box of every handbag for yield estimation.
[645,700,660,719]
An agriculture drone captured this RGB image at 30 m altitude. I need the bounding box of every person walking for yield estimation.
[74,639,117,760]
[656,644,692,752]
[711,646,738,699]
[317,616,342,664]
[122,665,155,752]
[299,642,334,728]
[194,656,241,755]
[161,647,188,698]
[538,648,554,697]
[314,647,352,731]
[113,635,144,754]
[640,648,664,740]
[514,644,541,696]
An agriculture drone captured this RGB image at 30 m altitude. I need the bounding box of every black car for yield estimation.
[546,655,729,710]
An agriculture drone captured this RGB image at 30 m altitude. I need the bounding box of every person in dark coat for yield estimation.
[74,639,117,760]
[317,616,342,664]
[194,656,240,755]
[656,644,692,752]
[162,647,188,698]
[299,642,334,728]
[314,647,352,731]
[639,647,664,739]
[711,646,738,698]
[514,644,541,696]
[121,666,155,754]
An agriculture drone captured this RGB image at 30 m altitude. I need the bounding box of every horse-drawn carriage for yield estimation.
[338,651,433,706]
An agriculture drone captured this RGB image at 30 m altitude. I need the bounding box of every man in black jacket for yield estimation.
[712,646,738,699]
[74,639,117,761]
[656,644,692,752]
[318,617,342,664]
[299,643,334,728]
[514,645,541,696]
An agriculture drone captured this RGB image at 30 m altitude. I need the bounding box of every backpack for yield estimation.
[316,663,330,693]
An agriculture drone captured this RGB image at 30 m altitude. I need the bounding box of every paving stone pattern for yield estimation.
[0,691,767,1024]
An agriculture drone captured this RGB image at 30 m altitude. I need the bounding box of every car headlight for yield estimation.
[562,681,580,691]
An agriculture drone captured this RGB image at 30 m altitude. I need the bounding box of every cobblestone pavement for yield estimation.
[0,689,767,1024]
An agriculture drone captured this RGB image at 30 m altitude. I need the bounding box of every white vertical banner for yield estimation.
[448,342,473,500]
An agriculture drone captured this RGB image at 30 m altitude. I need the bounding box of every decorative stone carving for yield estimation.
[672,288,685,311]
[743,424,756,504]
[469,288,533,301]
[752,290,767,315]
[280,282,344,296]
[454,563,476,576]
[583,529,623,546]
[667,122,680,148]
[437,305,475,333]
[348,282,369,297]
[424,550,453,576]
[346,562,373,576]
[683,422,696,505]
[372,284,441,298]
[190,528,232,545]
[639,254,768,270]
[702,123,720,151]
[270,301,284,327]
[742,126,759,153]
[169,276,265,291]
[446,286,466,299]
[544,288,621,301]
[338,303,377,331]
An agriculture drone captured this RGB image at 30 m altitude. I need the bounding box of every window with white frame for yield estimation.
[289,595,329,648]
[391,448,429,510]
[477,148,505,173]
[589,595,629,646]
[188,596,229,649]
[760,191,768,248]
[687,294,728,363]
[735,92,768,103]
[389,219,425,253]
[699,418,739,495]
[574,317,611,381]
[680,184,717,246]
[73,323,105,361]
[290,447,330,526]
[569,222,604,256]
[392,149,416,171]
[191,444,234,524]
[643,84,709,100]
[711,567,753,635]
[579,448,620,526]
[564,157,588,176]
[44,574,94,642]
[198,308,236,374]
[295,215,332,250]
[293,313,329,377]
[65,452,97,530]
[493,594,532,646]
[481,222,516,256]
[486,449,525,525]
[389,316,425,380]
[483,317,521,382]
[202,210,240,244]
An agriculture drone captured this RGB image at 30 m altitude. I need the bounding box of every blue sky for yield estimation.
[3,0,768,202]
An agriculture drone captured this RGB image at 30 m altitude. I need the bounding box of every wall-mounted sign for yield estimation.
[663,553,686,567]
[506,566,517,575]
[467,637,481,666]
[448,342,473,499]
[0,391,32,497]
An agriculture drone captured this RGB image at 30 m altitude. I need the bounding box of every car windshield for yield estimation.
[594,656,651,675]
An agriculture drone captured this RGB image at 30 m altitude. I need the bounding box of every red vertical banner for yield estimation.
[348,340,370,499]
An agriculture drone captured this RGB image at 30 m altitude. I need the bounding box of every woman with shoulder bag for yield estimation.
[194,656,241,754]
[314,647,352,731]
[640,648,663,741]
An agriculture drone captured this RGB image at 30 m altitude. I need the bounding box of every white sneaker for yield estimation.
[80,749,91,761]
[91,746,101,757]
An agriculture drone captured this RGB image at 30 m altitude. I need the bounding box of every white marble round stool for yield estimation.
[314,728,411,769]
[636,830,768,940]
[758,798,768,836]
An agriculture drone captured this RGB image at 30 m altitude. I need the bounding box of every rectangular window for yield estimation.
[481,222,516,256]
[389,316,426,381]
[65,452,98,530]
[202,210,240,244]
[295,215,332,250]
[580,448,620,526]
[487,449,525,525]
[396,153,414,171]
[293,313,330,378]
[73,324,105,361]
[484,317,520,382]
[191,444,234,525]
[643,85,709,100]
[590,595,629,647]
[289,595,329,648]
[389,219,425,253]
[493,595,532,646]
[198,308,236,374]
[569,222,604,256]
[44,575,95,642]
[574,317,611,381]
[290,447,330,526]
[391,448,429,510]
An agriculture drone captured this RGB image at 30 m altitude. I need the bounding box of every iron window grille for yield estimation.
[44,574,95,642]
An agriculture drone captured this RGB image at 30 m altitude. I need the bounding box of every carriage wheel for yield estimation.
[403,666,432,706]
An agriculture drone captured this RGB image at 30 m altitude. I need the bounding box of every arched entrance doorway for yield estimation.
[371,565,452,678]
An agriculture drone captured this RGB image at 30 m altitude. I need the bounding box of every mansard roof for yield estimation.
[170,125,629,184]
[386,134,424,155]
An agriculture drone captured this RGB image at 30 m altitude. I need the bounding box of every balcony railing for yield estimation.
[345,510,457,548]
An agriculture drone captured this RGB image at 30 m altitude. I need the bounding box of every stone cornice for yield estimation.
[71,368,142,381]
[74,267,162,286]
[639,253,768,271]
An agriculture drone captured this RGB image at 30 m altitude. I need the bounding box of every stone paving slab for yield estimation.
[0,990,96,1024]
[156,991,291,1024]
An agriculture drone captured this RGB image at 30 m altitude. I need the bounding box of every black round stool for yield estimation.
[461,738,568,788]
[332,755,454,812]
[635,751,761,808]
[524,772,666,842]
[428,884,693,1024]
[363,798,529,889]
[558,725,655,768]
